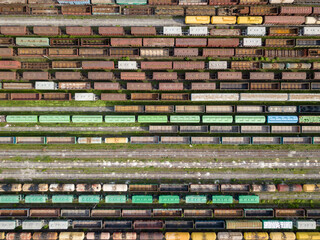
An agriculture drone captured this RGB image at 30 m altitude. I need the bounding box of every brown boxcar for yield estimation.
[79,48,108,57]
[122,209,152,217]
[131,93,159,100]
[173,61,205,70]
[231,61,260,70]
[161,93,189,100]
[217,72,242,80]
[175,38,207,47]
[0,209,28,217]
[42,93,71,101]
[143,38,175,47]
[52,61,81,69]
[141,61,172,70]
[121,72,146,80]
[101,93,127,101]
[0,93,9,100]
[155,6,184,15]
[59,82,90,90]
[280,6,312,15]
[269,27,299,36]
[10,93,41,100]
[30,209,59,217]
[239,0,267,4]
[179,0,208,5]
[0,48,13,57]
[94,82,120,90]
[203,48,235,57]
[250,6,278,15]
[131,27,156,36]
[109,48,139,57]
[313,7,320,15]
[0,38,14,46]
[235,48,263,57]
[210,28,241,36]
[61,5,91,15]
[81,38,110,47]
[0,71,16,80]
[145,105,174,113]
[153,72,177,81]
[0,60,21,69]
[0,26,27,35]
[23,72,49,80]
[127,82,152,90]
[50,38,80,47]
[48,48,78,57]
[264,16,305,25]
[159,82,184,91]
[186,6,216,16]
[30,6,59,15]
[33,26,60,36]
[308,49,320,57]
[208,38,239,47]
[91,209,121,217]
[82,61,114,70]
[149,0,177,4]
[88,72,114,80]
[123,6,153,15]
[250,72,274,80]
[265,39,295,47]
[185,72,210,80]
[93,4,120,13]
[275,208,305,218]
[282,72,307,80]
[214,209,244,218]
[18,48,47,57]
[111,38,142,47]
[265,49,307,58]
[191,82,216,90]
[174,48,199,57]
[66,26,92,36]
[133,220,164,230]
[99,26,125,36]
[250,82,280,90]
[55,72,81,80]
[0,5,29,15]
[209,0,238,5]
[3,82,32,89]
[21,62,49,69]
[115,105,144,112]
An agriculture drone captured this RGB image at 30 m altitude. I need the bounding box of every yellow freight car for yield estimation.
[165,232,190,240]
[237,16,263,24]
[105,137,129,143]
[191,232,216,240]
[185,16,210,24]
[211,16,237,25]
[296,232,320,240]
[244,232,269,240]
[270,232,296,240]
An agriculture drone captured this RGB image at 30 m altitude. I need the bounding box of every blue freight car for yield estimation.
[267,116,298,124]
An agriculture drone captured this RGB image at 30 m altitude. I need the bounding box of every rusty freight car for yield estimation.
[141,61,172,70]
[173,61,205,70]
[131,27,156,36]
[175,38,207,47]
[66,26,92,36]
[99,27,125,36]
[111,38,142,47]
[202,48,235,57]
[33,26,60,36]
[153,72,177,80]
[208,38,239,47]
[143,38,175,47]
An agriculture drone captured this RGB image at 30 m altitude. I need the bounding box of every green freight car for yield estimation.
[235,116,266,124]
[185,195,207,204]
[299,116,320,123]
[25,195,48,203]
[105,195,127,203]
[116,0,147,4]
[105,115,136,123]
[132,195,153,204]
[39,115,71,123]
[0,195,21,203]
[202,116,233,123]
[212,195,233,204]
[72,115,103,123]
[159,195,180,204]
[239,195,259,204]
[52,195,74,203]
[170,115,200,123]
[6,115,38,123]
[78,195,100,203]
[138,115,168,123]
[16,37,50,47]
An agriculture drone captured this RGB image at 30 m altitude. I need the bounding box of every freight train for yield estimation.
[1,2,320,16]
[0,232,319,240]
[0,219,319,231]
[1,207,320,218]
